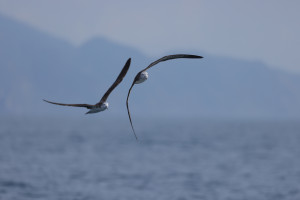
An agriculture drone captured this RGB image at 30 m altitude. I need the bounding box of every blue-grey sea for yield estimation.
[0,117,299,200]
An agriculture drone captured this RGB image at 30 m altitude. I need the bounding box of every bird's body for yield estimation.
[86,102,108,114]
[135,71,148,84]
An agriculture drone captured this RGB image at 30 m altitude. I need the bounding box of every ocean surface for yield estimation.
[0,117,299,200]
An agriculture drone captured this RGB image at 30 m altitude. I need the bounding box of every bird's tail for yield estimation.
[85,110,95,114]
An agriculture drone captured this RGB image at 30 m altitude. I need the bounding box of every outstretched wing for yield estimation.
[43,99,93,109]
[97,58,131,105]
[141,54,203,72]
[126,81,138,140]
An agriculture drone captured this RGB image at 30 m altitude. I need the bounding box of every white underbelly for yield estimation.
[135,78,147,84]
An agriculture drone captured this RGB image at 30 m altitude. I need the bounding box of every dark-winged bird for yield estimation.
[126,54,203,140]
[44,58,131,114]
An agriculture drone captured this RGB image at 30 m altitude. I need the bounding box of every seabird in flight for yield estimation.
[126,54,203,140]
[44,58,131,114]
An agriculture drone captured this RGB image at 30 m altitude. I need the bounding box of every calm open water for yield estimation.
[0,117,299,200]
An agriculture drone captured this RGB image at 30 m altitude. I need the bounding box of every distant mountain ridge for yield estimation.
[0,14,300,119]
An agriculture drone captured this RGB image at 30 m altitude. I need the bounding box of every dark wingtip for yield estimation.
[134,131,138,141]
[193,55,203,59]
[183,54,203,59]
[124,58,131,70]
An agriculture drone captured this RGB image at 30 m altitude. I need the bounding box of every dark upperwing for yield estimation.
[141,54,203,72]
[43,99,94,109]
[97,58,131,105]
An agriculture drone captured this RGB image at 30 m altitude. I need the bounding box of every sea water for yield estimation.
[0,117,299,200]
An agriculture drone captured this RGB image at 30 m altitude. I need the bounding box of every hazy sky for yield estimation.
[0,0,299,73]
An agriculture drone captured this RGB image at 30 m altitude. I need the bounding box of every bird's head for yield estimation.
[102,102,109,110]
